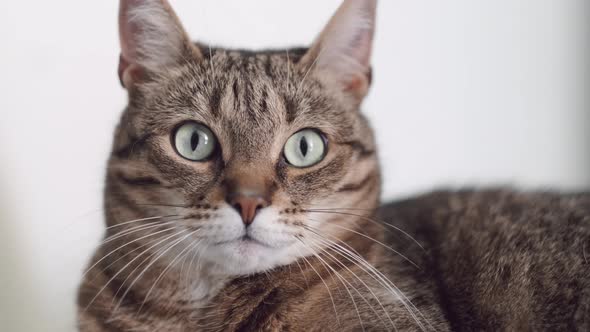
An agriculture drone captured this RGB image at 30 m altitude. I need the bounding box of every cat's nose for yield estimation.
[228,194,269,226]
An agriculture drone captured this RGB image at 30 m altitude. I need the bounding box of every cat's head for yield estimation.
[107,0,379,276]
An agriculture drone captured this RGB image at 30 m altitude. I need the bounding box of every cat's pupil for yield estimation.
[300,137,308,157]
[191,132,200,151]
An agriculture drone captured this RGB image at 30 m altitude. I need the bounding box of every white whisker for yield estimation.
[293,254,309,287]
[83,229,187,312]
[306,209,425,251]
[297,47,326,95]
[294,246,341,326]
[99,218,185,247]
[298,239,368,331]
[81,227,177,280]
[104,215,177,231]
[139,230,201,312]
[303,223,432,331]
[208,45,216,79]
[183,239,204,295]
[113,229,196,312]
[312,220,420,269]
[285,49,291,94]
[303,235,396,330]
[91,234,174,283]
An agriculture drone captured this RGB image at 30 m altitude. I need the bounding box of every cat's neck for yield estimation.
[192,220,384,329]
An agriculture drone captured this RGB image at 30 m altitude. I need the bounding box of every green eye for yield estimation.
[173,122,217,161]
[283,129,326,168]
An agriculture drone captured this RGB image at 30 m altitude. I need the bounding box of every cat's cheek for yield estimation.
[200,205,245,243]
[247,207,297,248]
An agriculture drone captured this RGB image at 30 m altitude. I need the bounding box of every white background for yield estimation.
[0,0,588,330]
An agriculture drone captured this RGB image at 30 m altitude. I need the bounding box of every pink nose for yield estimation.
[229,195,269,226]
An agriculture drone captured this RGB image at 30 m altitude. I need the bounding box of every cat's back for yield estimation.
[379,189,590,331]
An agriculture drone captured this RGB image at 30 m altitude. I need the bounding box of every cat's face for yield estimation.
[107,0,379,276]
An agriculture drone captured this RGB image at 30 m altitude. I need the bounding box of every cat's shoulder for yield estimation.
[378,187,590,262]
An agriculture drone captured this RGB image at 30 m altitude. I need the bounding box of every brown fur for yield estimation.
[379,190,590,331]
[78,1,590,331]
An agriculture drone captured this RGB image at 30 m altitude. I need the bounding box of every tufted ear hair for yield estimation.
[299,0,377,101]
[118,0,202,88]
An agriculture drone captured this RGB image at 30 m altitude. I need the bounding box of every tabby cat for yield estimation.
[78,0,590,330]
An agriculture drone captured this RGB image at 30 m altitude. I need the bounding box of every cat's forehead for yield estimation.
[202,46,307,73]
[137,47,357,154]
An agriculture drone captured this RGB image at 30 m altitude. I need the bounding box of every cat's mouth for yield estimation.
[213,234,271,248]
[237,234,269,246]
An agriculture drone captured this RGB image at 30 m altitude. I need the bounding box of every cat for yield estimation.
[78,0,590,331]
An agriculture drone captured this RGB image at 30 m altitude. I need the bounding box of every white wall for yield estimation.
[0,1,588,330]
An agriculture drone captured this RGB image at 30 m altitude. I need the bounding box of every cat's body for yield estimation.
[78,0,590,330]
[79,189,590,331]
[380,190,590,331]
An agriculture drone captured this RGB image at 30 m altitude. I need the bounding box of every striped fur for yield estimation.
[79,0,590,331]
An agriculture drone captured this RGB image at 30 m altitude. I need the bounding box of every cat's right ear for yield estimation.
[118,0,202,89]
[299,0,377,102]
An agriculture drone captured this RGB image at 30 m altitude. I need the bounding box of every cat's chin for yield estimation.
[220,235,274,253]
[203,239,300,276]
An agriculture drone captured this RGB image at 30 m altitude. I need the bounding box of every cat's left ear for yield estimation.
[118,0,203,89]
[299,0,377,101]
